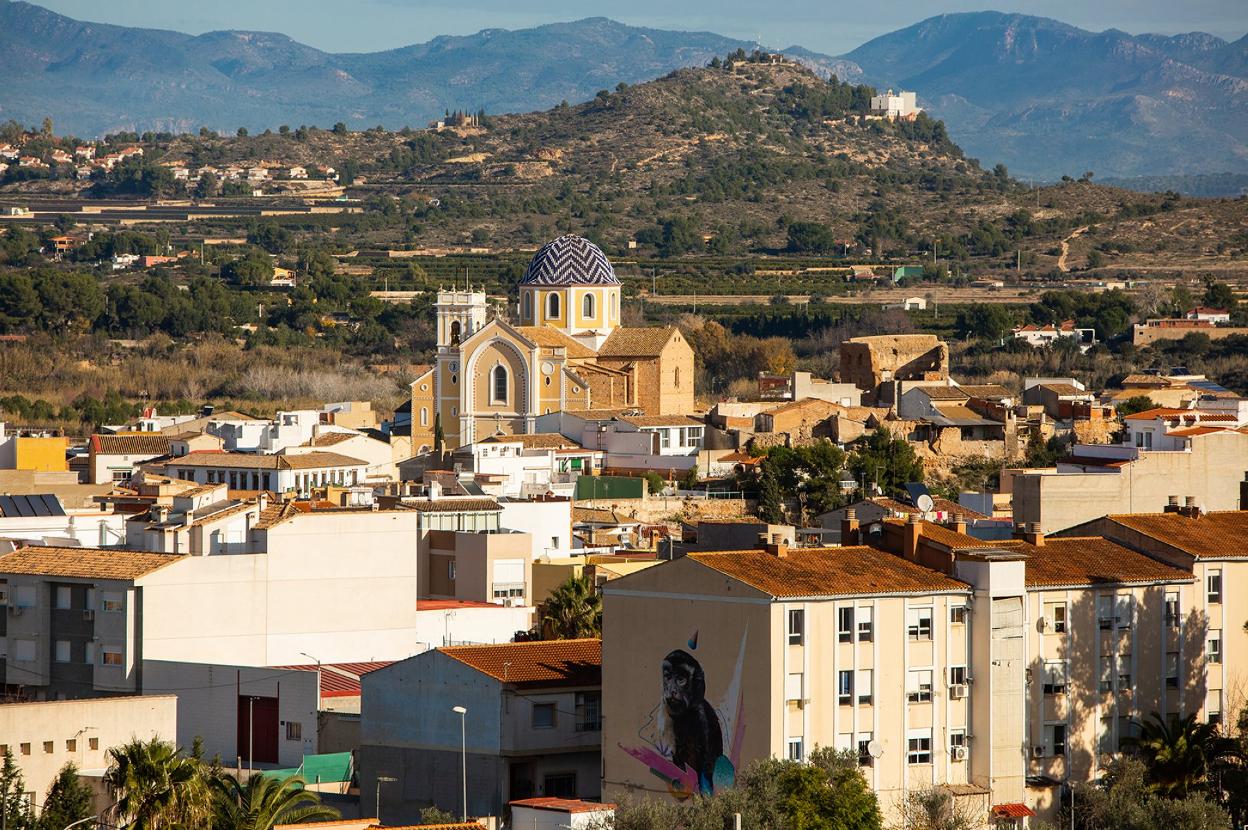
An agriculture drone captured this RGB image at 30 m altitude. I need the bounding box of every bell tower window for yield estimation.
[547,292,561,319]
[450,320,461,344]
[522,291,532,322]
[583,293,595,319]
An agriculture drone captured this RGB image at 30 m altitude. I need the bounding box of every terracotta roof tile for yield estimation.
[167,451,366,469]
[573,507,636,524]
[1006,537,1193,587]
[0,545,183,580]
[870,497,988,520]
[618,415,703,427]
[688,546,970,598]
[1038,383,1088,396]
[478,433,583,450]
[306,432,360,447]
[1105,511,1248,560]
[439,639,601,688]
[514,326,596,359]
[881,519,1003,549]
[1122,407,1195,420]
[959,384,1012,399]
[405,498,501,513]
[91,433,172,455]
[915,386,969,401]
[596,326,678,358]
[509,797,614,813]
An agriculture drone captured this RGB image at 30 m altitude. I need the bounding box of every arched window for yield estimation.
[450,320,461,344]
[522,291,532,321]
[492,364,508,404]
[547,292,561,319]
[583,293,595,319]
[420,407,428,426]
[611,292,618,318]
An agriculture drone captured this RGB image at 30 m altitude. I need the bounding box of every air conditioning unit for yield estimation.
[951,746,968,762]
[1032,746,1046,758]
[83,609,95,621]
[949,683,969,700]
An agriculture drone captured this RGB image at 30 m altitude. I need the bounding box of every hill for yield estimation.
[837,11,1248,179]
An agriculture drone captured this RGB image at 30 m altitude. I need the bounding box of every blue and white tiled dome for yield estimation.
[520,235,619,286]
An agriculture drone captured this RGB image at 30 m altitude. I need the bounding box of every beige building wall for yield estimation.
[0,695,176,810]
[1013,432,1248,532]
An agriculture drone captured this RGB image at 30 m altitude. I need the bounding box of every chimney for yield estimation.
[1180,495,1201,519]
[762,534,790,558]
[903,512,922,561]
[428,479,442,501]
[153,505,170,524]
[1023,522,1044,547]
[257,492,268,512]
[1164,495,1180,514]
[841,508,860,547]
[949,512,967,536]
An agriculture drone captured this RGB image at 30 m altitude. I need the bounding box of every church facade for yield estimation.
[409,235,696,452]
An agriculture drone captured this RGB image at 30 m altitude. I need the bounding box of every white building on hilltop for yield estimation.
[869,89,921,118]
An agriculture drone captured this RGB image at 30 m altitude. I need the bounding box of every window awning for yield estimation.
[992,803,1036,818]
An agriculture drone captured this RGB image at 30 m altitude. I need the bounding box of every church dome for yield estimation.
[520,235,619,286]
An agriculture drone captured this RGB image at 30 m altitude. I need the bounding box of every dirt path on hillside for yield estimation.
[1057,225,1089,272]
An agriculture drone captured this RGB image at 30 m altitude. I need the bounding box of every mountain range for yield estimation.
[0,1,1244,180]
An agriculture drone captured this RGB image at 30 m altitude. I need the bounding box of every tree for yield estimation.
[1116,396,1157,418]
[332,122,348,134]
[848,427,924,498]
[194,171,219,198]
[1126,712,1239,798]
[104,737,214,830]
[538,574,602,640]
[222,255,274,286]
[955,304,1013,341]
[35,763,94,830]
[0,747,33,830]
[643,470,665,496]
[1203,279,1237,311]
[786,221,837,253]
[1067,757,1230,830]
[212,774,339,830]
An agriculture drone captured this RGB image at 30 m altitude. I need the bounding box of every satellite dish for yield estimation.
[867,740,884,759]
[916,493,935,513]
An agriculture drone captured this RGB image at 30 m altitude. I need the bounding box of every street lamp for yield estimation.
[300,651,322,711]
[452,706,468,821]
[375,775,397,823]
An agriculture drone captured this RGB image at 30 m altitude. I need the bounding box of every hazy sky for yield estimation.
[29,0,1247,54]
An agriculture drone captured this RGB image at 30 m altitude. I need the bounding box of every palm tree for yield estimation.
[104,737,213,829]
[213,774,339,830]
[538,574,602,639]
[1127,712,1239,798]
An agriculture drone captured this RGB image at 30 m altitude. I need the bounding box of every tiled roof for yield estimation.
[561,408,632,421]
[306,432,360,447]
[959,384,1012,399]
[1009,537,1193,588]
[882,519,1004,549]
[510,797,614,813]
[1120,374,1171,386]
[167,451,366,469]
[520,235,618,286]
[870,496,988,520]
[915,386,969,400]
[513,326,596,359]
[688,546,969,598]
[1038,383,1088,396]
[596,326,678,358]
[618,415,703,427]
[254,501,300,529]
[1122,407,1194,420]
[273,661,393,698]
[440,639,601,688]
[405,498,501,513]
[762,398,842,415]
[91,433,173,455]
[478,433,583,450]
[573,507,636,525]
[1167,426,1229,438]
[0,545,182,580]
[1105,511,1248,559]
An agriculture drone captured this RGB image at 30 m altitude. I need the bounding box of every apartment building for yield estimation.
[460,434,603,499]
[359,639,602,822]
[153,450,369,494]
[88,433,173,483]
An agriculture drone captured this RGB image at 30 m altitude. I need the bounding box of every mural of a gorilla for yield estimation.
[662,649,724,788]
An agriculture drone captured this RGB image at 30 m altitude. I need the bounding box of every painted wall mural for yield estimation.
[620,628,748,798]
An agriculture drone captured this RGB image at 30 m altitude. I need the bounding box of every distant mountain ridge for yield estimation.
[0,1,1244,179]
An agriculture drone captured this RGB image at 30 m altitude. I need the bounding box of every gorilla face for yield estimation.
[662,649,706,717]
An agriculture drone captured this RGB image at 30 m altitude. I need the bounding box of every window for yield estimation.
[787,738,804,762]
[1165,592,1180,628]
[787,609,804,645]
[582,293,595,318]
[14,640,35,662]
[659,429,671,450]
[543,773,577,799]
[1208,569,1222,604]
[1044,602,1067,633]
[491,364,508,404]
[948,665,968,687]
[1045,723,1067,756]
[102,593,124,613]
[546,292,560,319]
[674,367,681,388]
[838,670,854,706]
[420,407,428,427]
[449,320,461,343]
[54,585,71,609]
[54,640,71,663]
[1042,661,1067,695]
[950,605,968,624]
[1118,653,1132,688]
[857,733,874,767]
[1097,594,1114,630]
[88,738,98,751]
[907,729,932,764]
[65,740,75,752]
[285,721,302,742]
[43,741,53,754]
[1208,630,1222,664]
[907,607,933,641]
[857,607,874,642]
[448,560,456,581]
[101,648,123,667]
[786,673,805,702]
[1099,655,1114,692]
[522,291,532,320]
[531,702,556,729]
[907,669,933,703]
[0,583,7,606]
[950,729,967,759]
[838,607,855,643]
[1116,595,1134,629]
[857,669,873,705]
[1135,430,1152,449]
[1166,652,1179,689]
[19,743,30,756]
[575,692,602,732]
[1207,690,1223,727]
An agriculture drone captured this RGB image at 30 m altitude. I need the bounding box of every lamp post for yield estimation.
[452,706,468,821]
[375,776,396,823]
[300,651,322,711]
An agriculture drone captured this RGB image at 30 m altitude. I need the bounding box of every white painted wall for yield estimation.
[500,500,573,559]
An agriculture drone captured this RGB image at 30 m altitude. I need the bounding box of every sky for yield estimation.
[28,0,1248,54]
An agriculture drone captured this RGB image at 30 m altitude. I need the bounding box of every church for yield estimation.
[409,235,696,451]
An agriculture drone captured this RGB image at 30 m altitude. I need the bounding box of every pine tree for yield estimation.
[35,764,93,830]
[0,747,33,830]
[756,462,785,523]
